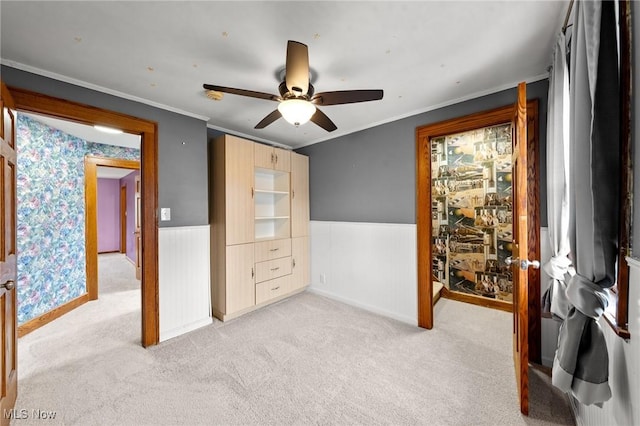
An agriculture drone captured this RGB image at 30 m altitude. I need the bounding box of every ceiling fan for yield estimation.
[203,40,383,132]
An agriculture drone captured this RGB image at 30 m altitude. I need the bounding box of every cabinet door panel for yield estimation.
[255,143,274,169]
[291,153,309,238]
[273,148,291,172]
[291,236,309,291]
[225,136,254,245]
[226,243,255,314]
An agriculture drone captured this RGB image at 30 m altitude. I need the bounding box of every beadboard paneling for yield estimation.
[159,225,212,341]
[309,221,418,325]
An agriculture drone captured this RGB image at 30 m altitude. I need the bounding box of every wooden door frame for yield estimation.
[120,184,127,254]
[86,156,140,297]
[415,101,541,362]
[9,87,159,347]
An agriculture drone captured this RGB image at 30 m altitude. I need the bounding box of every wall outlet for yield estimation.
[160,208,171,221]
[319,273,326,284]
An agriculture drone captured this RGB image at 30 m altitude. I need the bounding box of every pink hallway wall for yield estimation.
[97,178,120,252]
[120,170,140,263]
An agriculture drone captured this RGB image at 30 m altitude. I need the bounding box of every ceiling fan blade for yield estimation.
[203,84,280,101]
[311,90,384,106]
[285,41,310,96]
[254,109,282,129]
[310,108,337,132]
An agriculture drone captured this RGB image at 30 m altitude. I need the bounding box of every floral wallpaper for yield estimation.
[16,115,140,325]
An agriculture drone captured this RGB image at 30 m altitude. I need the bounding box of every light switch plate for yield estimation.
[160,208,171,221]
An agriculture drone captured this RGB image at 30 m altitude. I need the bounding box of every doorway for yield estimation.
[86,156,141,299]
[415,101,541,363]
[9,86,159,347]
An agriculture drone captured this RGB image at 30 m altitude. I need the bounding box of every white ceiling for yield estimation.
[0,1,568,149]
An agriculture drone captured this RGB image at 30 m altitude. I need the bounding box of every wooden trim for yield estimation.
[603,312,631,340]
[8,88,155,134]
[614,0,631,336]
[441,287,513,313]
[10,88,160,347]
[120,185,127,254]
[140,129,159,347]
[416,100,541,349]
[85,156,140,301]
[18,293,90,337]
[84,157,98,300]
[526,100,541,364]
[416,126,433,329]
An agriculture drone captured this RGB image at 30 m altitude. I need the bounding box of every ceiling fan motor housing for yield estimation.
[279,81,314,100]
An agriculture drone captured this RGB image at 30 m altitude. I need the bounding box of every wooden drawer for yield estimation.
[255,257,292,283]
[256,275,290,305]
[254,238,291,262]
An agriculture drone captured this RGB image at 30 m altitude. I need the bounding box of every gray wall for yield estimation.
[297,79,549,226]
[1,65,208,227]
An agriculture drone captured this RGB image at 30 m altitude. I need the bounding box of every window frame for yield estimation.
[604,0,632,339]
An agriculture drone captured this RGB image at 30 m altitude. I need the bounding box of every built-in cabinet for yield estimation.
[211,134,310,321]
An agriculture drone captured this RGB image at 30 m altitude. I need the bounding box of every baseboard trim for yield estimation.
[18,293,90,337]
[308,287,418,326]
[160,317,213,342]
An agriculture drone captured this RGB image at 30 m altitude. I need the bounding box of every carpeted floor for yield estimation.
[15,253,574,425]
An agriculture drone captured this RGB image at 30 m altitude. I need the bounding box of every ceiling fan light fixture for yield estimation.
[277,99,316,126]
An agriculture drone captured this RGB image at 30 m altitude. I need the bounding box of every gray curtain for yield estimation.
[542,32,573,321]
[552,0,619,406]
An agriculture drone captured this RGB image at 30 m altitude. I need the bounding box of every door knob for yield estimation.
[1,280,15,290]
[505,257,540,271]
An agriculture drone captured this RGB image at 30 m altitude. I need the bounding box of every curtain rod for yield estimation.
[562,0,575,33]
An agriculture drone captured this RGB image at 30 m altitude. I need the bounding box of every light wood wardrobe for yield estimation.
[211,134,310,321]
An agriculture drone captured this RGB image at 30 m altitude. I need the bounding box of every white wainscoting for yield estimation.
[570,256,640,426]
[309,221,418,325]
[159,225,212,342]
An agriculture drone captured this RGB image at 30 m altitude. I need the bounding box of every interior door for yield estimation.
[0,81,18,423]
[511,81,530,415]
[134,174,142,280]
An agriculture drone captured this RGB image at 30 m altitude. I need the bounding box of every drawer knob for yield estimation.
[271,286,280,291]
[270,267,280,271]
[269,248,280,252]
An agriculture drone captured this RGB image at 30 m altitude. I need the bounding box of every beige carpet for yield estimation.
[15,253,574,425]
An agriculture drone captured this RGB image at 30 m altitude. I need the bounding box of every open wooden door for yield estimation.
[509,82,539,415]
[134,174,142,280]
[0,81,18,423]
